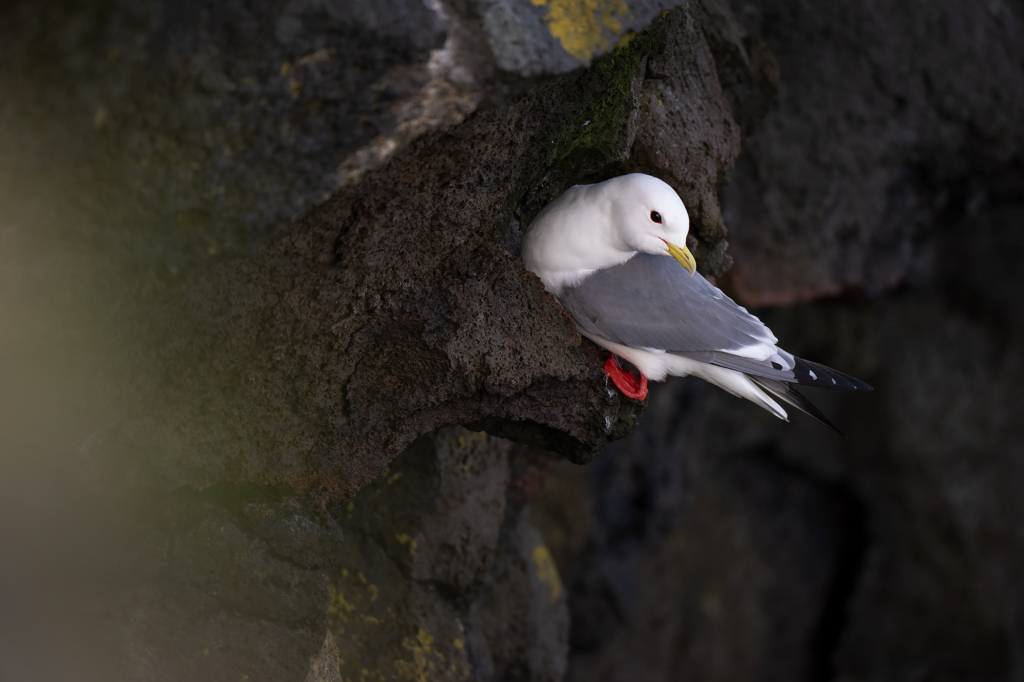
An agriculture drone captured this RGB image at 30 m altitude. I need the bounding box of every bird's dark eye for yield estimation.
[650,211,662,224]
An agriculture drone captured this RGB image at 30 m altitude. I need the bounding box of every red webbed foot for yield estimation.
[603,354,649,400]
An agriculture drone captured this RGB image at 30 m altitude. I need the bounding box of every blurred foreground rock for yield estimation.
[82,428,564,680]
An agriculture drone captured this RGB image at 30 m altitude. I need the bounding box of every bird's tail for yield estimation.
[748,376,844,435]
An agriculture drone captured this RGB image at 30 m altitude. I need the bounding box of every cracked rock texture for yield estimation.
[2,0,1023,680]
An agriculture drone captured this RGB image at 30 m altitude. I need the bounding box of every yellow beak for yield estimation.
[666,241,697,275]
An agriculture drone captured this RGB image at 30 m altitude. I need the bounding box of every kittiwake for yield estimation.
[522,173,871,432]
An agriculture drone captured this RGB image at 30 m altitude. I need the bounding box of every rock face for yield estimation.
[2,0,1023,680]
[525,3,1024,682]
[0,1,760,679]
[534,202,1024,678]
[721,0,1024,305]
[105,4,761,499]
[320,428,568,682]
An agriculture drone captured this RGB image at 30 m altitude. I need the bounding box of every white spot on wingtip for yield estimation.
[831,378,836,384]
[809,370,817,380]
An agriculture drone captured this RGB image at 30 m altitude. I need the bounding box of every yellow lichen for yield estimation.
[296,47,336,66]
[385,627,471,681]
[455,429,487,451]
[326,582,357,623]
[393,629,441,682]
[395,533,418,556]
[532,544,562,603]
[531,0,632,61]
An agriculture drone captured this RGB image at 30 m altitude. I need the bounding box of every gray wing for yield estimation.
[556,253,777,356]
[556,254,873,391]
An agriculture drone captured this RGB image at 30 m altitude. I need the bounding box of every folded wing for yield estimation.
[556,253,871,391]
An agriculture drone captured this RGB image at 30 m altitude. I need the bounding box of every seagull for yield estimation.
[522,173,871,432]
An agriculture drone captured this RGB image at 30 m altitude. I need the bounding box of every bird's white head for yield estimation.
[522,173,697,294]
[604,174,696,275]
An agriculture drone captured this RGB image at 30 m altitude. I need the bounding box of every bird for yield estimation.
[521,173,871,433]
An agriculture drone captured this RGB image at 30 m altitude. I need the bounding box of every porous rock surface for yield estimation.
[0,1,764,680]
[117,4,756,498]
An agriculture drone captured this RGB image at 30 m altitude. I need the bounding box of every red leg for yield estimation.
[603,354,649,400]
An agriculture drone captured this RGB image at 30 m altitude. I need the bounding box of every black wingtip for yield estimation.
[800,397,845,436]
[794,358,873,392]
[750,376,845,436]
[817,417,845,437]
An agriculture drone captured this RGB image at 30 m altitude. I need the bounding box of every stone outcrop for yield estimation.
[98,4,762,500]
[2,0,1022,680]
[528,3,1024,681]
[0,1,761,679]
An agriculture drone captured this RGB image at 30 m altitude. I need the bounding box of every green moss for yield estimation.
[196,481,295,511]
[505,9,670,225]
[550,25,655,166]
